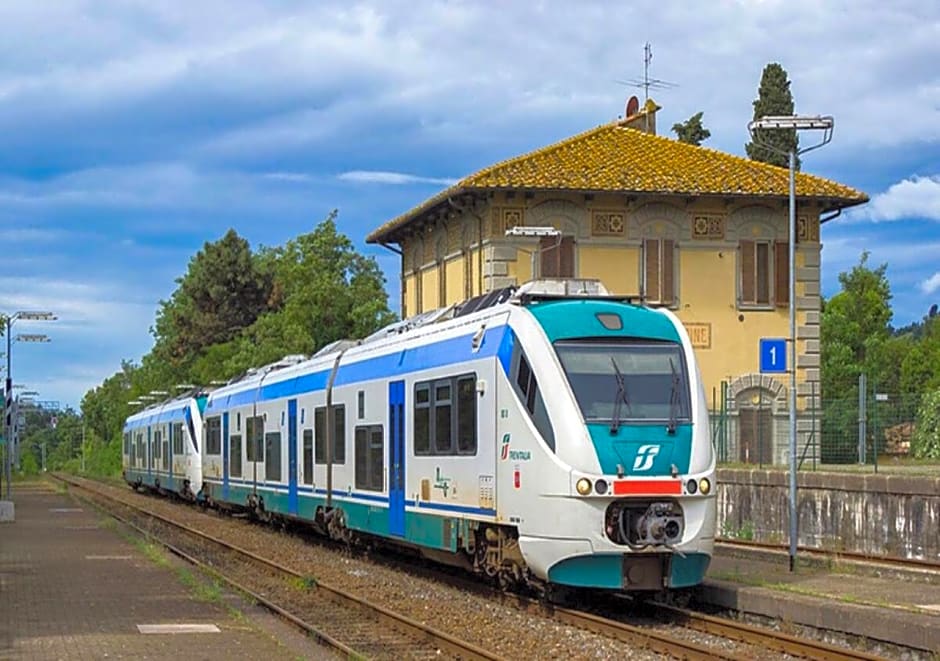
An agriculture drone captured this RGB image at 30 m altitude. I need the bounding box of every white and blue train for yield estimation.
[123,393,205,500]
[124,280,716,593]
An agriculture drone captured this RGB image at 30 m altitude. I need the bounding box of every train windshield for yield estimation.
[554,340,691,425]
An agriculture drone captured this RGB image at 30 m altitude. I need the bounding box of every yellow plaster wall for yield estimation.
[675,249,794,405]
[421,269,438,312]
[578,245,639,295]
[445,258,463,304]
[403,273,416,318]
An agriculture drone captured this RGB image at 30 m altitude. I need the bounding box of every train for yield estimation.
[123,278,716,593]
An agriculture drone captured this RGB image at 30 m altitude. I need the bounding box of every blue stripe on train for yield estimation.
[205,324,514,414]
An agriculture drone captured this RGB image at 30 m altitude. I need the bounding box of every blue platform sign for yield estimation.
[760,338,787,373]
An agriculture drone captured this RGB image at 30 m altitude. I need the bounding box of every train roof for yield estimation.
[124,393,202,430]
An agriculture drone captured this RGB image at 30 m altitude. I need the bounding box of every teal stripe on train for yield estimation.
[587,423,692,476]
[547,552,710,589]
[525,299,680,343]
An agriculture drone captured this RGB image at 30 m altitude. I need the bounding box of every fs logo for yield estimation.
[500,434,511,461]
[632,444,661,471]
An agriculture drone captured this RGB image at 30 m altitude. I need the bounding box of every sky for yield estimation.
[1,0,938,410]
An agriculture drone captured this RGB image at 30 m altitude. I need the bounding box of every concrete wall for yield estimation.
[717,468,940,561]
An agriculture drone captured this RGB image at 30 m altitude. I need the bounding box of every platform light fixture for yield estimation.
[747,114,834,573]
[3,309,55,499]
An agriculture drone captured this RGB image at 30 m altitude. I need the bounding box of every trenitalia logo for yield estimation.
[632,444,660,471]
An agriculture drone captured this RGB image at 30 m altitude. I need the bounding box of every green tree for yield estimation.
[671,111,711,145]
[745,63,800,169]
[912,390,940,459]
[820,252,893,461]
[151,229,271,370]
[226,212,396,372]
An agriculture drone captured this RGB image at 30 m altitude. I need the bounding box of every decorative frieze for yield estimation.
[591,210,625,236]
[797,215,819,243]
[490,206,524,235]
[690,213,726,240]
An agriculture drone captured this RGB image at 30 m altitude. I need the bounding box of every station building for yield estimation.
[366,100,867,465]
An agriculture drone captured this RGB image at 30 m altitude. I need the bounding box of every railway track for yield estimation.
[717,538,940,575]
[55,474,890,660]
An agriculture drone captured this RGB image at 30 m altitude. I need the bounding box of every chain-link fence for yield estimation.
[709,378,933,472]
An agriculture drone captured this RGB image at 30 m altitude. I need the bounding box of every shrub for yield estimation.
[911,390,940,459]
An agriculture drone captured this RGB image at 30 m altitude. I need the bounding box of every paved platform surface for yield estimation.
[0,481,332,660]
[703,543,940,655]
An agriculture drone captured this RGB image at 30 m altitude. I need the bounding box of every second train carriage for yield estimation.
[198,279,717,592]
[122,393,206,500]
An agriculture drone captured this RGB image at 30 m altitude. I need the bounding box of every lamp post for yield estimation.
[747,115,833,572]
[3,311,56,499]
[504,226,561,280]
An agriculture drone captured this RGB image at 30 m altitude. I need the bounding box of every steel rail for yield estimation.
[651,602,887,661]
[717,538,940,573]
[54,473,501,661]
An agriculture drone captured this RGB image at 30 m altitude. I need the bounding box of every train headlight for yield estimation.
[699,478,712,495]
[594,479,608,495]
[686,479,698,494]
[575,478,592,496]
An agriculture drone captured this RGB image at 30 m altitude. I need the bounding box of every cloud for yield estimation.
[922,272,940,294]
[857,175,940,222]
[338,170,458,186]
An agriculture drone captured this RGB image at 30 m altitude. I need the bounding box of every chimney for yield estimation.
[618,98,661,135]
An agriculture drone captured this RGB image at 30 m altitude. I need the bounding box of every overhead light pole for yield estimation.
[747,115,833,572]
[3,310,56,499]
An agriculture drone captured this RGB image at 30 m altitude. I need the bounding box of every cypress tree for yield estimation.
[745,63,800,169]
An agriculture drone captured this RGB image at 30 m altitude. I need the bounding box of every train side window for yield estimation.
[265,432,281,481]
[511,350,556,452]
[172,423,183,455]
[230,434,242,477]
[314,405,346,465]
[246,415,264,462]
[354,424,384,491]
[414,384,431,455]
[456,375,477,455]
[413,373,477,456]
[302,429,313,484]
[205,417,222,455]
[358,391,365,419]
[153,430,162,459]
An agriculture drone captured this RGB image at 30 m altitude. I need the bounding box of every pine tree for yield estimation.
[745,63,800,169]
[671,111,711,146]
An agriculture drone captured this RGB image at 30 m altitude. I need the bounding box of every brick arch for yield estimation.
[727,373,787,410]
[632,201,685,239]
[730,204,778,240]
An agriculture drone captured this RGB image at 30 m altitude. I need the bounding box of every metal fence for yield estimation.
[709,378,931,472]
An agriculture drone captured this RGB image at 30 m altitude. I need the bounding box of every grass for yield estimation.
[288,575,318,591]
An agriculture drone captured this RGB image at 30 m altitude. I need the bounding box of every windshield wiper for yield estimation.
[667,357,680,435]
[610,357,632,435]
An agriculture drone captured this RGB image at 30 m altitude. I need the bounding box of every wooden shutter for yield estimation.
[559,236,575,277]
[662,239,675,304]
[775,242,789,307]
[539,236,557,277]
[740,240,755,304]
[644,239,660,301]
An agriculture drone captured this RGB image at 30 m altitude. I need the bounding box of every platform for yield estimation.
[0,481,331,659]
[703,543,940,655]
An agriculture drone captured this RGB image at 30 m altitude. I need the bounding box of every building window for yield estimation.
[739,240,788,308]
[539,236,575,278]
[643,239,676,305]
[246,415,264,462]
[413,374,477,456]
[355,424,384,491]
[314,405,346,464]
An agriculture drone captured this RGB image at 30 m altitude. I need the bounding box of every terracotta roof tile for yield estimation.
[367,120,867,243]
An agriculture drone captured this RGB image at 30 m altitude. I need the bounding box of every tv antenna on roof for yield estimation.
[616,42,678,104]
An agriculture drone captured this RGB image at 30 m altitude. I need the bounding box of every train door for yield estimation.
[288,399,298,515]
[388,380,406,537]
[222,411,230,500]
[146,426,152,482]
[167,424,175,491]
